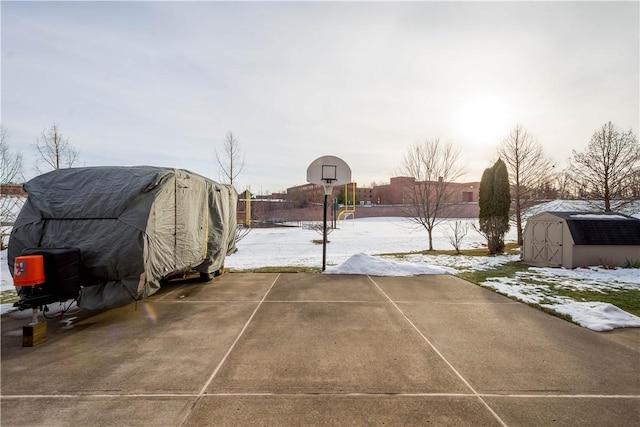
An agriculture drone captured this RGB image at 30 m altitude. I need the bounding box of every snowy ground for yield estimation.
[2,216,639,331]
[226,217,503,270]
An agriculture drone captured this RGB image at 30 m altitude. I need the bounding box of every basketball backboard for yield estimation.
[306,156,352,192]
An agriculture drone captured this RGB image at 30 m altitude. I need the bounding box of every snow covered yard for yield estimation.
[2,217,639,331]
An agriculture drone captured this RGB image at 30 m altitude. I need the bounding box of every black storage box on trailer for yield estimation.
[15,248,82,309]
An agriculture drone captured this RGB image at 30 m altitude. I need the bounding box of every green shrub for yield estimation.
[622,258,640,268]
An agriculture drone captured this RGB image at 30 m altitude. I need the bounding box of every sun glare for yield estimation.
[454,96,512,146]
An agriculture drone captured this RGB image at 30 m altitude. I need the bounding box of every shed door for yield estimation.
[531,221,563,266]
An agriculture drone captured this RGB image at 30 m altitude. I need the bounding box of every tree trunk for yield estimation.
[604,181,611,212]
[516,198,523,246]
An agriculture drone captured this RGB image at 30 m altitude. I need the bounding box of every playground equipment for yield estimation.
[337,182,356,221]
[244,188,252,227]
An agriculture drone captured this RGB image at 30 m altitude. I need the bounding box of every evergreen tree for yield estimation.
[479,159,511,254]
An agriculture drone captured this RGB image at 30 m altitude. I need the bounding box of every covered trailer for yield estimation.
[8,166,237,310]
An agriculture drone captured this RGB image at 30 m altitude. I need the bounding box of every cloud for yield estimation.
[2,1,638,189]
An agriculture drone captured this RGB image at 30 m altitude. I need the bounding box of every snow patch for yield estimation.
[570,214,629,219]
[543,302,640,332]
[523,199,640,218]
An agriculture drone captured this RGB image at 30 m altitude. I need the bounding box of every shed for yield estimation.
[522,211,640,268]
[8,166,237,310]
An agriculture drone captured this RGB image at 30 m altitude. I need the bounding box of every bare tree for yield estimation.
[215,131,245,187]
[445,220,469,254]
[497,124,554,245]
[401,138,466,251]
[1,127,23,184]
[551,169,576,200]
[235,224,252,244]
[1,127,25,249]
[303,221,335,242]
[35,123,79,173]
[624,168,640,200]
[569,121,639,212]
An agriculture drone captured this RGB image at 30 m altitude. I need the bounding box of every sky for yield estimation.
[2,1,638,194]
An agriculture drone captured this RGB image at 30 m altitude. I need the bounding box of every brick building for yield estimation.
[371,177,479,204]
[286,177,479,206]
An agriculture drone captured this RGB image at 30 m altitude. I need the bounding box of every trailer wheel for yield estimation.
[199,272,215,282]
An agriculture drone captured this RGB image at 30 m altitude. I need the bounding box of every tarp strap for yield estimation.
[203,213,209,260]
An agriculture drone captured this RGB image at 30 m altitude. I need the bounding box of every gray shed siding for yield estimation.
[572,245,640,269]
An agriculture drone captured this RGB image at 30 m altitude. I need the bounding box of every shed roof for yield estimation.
[542,211,640,245]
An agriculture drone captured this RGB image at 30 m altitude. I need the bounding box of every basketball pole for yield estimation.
[322,193,328,271]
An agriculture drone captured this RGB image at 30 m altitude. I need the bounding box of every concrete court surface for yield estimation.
[1,273,639,426]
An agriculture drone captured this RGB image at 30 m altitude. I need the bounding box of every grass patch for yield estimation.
[553,288,640,317]
[379,242,519,258]
[623,258,640,268]
[455,260,530,283]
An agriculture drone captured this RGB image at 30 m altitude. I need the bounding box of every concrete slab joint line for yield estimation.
[366,275,509,427]
[178,273,281,426]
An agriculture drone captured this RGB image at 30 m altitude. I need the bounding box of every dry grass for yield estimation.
[378,242,520,257]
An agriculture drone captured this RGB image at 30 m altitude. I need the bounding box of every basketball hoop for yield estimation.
[306,156,352,271]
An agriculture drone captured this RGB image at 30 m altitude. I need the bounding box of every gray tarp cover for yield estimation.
[8,166,237,310]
